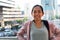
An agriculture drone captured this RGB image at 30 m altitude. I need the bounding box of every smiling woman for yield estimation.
[17,5,60,40]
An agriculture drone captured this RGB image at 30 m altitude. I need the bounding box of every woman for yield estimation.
[17,5,60,40]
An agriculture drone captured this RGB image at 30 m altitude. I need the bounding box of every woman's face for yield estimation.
[31,6,44,21]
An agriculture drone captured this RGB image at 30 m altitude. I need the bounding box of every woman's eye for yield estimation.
[34,11,37,13]
[33,10,41,13]
[38,10,41,13]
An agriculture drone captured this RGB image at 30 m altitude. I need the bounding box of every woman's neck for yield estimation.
[33,20,42,28]
[34,20,41,23]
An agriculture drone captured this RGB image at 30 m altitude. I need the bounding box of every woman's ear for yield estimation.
[42,13,44,16]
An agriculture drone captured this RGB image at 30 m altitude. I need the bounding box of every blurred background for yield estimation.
[0,0,60,40]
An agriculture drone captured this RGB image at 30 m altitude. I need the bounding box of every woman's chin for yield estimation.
[34,19,41,21]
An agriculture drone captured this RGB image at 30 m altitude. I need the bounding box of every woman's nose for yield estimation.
[35,12,39,15]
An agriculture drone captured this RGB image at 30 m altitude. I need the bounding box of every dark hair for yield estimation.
[31,5,44,13]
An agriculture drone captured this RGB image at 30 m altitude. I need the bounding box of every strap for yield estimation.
[42,20,50,40]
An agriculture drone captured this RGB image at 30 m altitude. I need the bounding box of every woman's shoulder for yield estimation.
[47,20,59,30]
[22,20,32,27]
[47,20,53,24]
[42,20,54,25]
[47,20,55,27]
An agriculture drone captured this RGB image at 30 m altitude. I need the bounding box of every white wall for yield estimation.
[0,0,15,7]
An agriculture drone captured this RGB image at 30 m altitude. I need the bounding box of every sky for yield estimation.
[15,0,41,18]
[14,0,60,19]
[15,0,60,11]
[15,0,41,10]
[57,0,60,4]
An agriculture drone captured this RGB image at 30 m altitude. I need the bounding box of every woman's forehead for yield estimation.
[33,6,41,10]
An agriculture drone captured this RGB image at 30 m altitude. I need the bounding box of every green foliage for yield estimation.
[16,17,28,24]
[16,20,23,24]
[55,15,60,19]
[22,17,28,22]
[51,16,55,20]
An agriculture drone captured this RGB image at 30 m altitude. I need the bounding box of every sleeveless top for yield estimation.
[30,21,48,40]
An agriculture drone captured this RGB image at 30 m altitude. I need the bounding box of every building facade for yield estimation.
[0,0,24,27]
[41,0,55,20]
